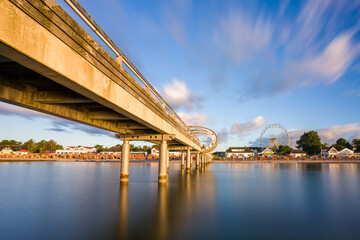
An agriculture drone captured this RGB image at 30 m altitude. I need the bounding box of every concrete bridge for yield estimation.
[0,0,216,182]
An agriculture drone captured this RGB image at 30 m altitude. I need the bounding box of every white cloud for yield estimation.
[318,123,360,143]
[209,0,360,100]
[346,88,360,97]
[288,123,360,147]
[162,0,191,46]
[0,102,113,137]
[231,116,266,137]
[217,128,230,144]
[215,11,273,64]
[300,32,358,85]
[178,112,209,126]
[162,79,202,111]
[0,102,50,119]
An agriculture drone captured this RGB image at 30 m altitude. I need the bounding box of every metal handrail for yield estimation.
[64,0,200,146]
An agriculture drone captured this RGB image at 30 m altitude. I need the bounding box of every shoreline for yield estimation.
[1,158,360,164]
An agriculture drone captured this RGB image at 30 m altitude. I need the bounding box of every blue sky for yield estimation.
[1,0,360,151]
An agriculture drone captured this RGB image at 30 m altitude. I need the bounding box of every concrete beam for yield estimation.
[88,111,128,120]
[168,146,192,151]
[34,91,94,104]
[116,121,148,130]
[116,134,175,141]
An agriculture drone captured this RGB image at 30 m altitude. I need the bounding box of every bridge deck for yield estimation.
[0,0,201,150]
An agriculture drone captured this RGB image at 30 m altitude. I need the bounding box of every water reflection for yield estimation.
[1,162,360,240]
[115,166,217,240]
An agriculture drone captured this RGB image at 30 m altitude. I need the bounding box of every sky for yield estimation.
[1,0,360,151]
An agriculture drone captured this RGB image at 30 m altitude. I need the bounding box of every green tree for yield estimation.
[277,145,292,155]
[296,131,322,155]
[23,139,36,153]
[142,145,151,151]
[0,139,22,146]
[94,144,106,153]
[352,139,360,153]
[34,139,61,153]
[333,138,352,151]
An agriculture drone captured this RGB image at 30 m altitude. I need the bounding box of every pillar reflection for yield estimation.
[116,165,217,240]
[157,183,169,240]
[118,182,128,240]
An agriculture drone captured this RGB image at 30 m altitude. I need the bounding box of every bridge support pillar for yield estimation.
[120,140,130,181]
[159,140,168,183]
[196,152,200,169]
[186,148,191,173]
[181,152,185,169]
[166,148,170,173]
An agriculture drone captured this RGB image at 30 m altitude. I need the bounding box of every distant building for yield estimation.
[225,147,255,158]
[338,148,354,156]
[16,149,29,155]
[0,145,27,155]
[321,147,338,157]
[169,151,181,157]
[130,151,147,156]
[56,146,97,155]
[148,147,159,156]
[249,147,263,156]
[290,149,306,158]
[101,146,122,155]
[260,147,274,155]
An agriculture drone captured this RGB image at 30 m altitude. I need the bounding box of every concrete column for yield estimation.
[186,148,191,173]
[181,152,185,169]
[196,152,200,168]
[166,148,170,173]
[159,140,168,183]
[120,140,130,181]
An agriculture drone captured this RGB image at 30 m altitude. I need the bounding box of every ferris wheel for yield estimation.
[259,123,290,149]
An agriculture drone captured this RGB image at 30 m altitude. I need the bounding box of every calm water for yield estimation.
[1,162,360,240]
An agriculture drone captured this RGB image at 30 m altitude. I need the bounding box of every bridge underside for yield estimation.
[0,54,179,146]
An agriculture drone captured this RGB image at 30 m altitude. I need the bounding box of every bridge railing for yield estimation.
[64,0,200,146]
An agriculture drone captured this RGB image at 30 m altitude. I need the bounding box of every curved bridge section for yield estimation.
[189,126,218,153]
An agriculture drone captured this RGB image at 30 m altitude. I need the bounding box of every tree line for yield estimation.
[93,144,153,153]
[266,132,360,156]
[0,139,63,153]
[296,131,360,155]
[0,139,155,154]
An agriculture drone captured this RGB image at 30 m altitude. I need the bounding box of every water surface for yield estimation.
[0,162,360,239]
